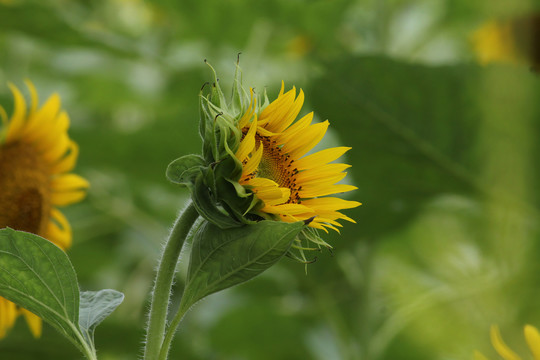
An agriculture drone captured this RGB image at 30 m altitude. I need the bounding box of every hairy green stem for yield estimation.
[158,299,191,360]
[144,202,199,360]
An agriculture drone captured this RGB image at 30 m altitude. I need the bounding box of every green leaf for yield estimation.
[0,229,124,359]
[166,154,206,187]
[180,220,304,311]
[0,228,83,351]
[79,289,124,344]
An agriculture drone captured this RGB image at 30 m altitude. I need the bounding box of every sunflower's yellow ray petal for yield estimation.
[294,147,351,170]
[261,89,296,132]
[0,298,9,339]
[262,203,314,215]
[272,89,304,133]
[490,325,522,360]
[0,106,7,126]
[247,177,280,188]
[31,110,70,148]
[20,309,42,338]
[0,298,17,339]
[300,171,348,188]
[285,120,329,159]
[474,351,490,360]
[24,79,39,114]
[276,112,313,144]
[296,164,351,182]
[6,83,27,142]
[254,126,280,137]
[242,141,263,177]
[256,187,291,206]
[22,93,62,139]
[41,133,70,163]
[50,190,86,207]
[46,208,72,250]
[51,141,79,173]
[301,197,361,211]
[299,184,357,198]
[524,325,540,359]
[238,94,256,129]
[235,114,258,161]
[51,174,90,192]
[320,222,340,233]
[259,88,295,127]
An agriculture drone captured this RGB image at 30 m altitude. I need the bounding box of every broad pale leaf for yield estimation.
[79,289,124,343]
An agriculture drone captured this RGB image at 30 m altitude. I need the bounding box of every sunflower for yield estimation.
[475,325,540,360]
[0,81,88,339]
[472,14,540,71]
[234,83,360,233]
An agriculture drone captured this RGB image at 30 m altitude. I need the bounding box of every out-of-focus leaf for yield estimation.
[311,56,482,237]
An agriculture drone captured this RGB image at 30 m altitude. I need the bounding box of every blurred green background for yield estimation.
[1,0,539,359]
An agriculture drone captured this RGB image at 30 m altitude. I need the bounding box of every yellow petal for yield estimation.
[50,190,87,207]
[0,298,17,339]
[51,140,79,174]
[300,171,347,188]
[20,308,42,338]
[262,203,314,215]
[40,133,70,163]
[258,88,296,129]
[283,120,329,159]
[242,141,263,177]
[490,325,522,360]
[294,147,351,170]
[299,184,357,198]
[271,89,304,133]
[236,115,258,161]
[296,164,351,183]
[301,197,361,211]
[46,208,72,250]
[5,83,28,142]
[51,174,90,192]
[24,79,39,114]
[524,325,540,359]
[0,106,7,126]
[276,112,313,144]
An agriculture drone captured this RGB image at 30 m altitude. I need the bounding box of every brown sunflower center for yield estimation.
[255,134,301,204]
[0,141,51,235]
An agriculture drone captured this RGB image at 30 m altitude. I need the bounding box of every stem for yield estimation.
[158,299,191,360]
[143,202,199,360]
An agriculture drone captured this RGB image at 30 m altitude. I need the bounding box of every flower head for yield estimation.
[0,81,88,338]
[167,61,360,260]
[471,14,540,70]
[474,324,540,360]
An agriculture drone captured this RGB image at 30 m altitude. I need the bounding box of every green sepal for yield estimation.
[179,219,305,312]
[166,154,206,187]
[191,174,242,229]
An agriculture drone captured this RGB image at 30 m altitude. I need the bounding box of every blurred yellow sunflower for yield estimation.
[475,325,540,360]
[0,81,88,339]
[235,83,360,233]
[471,14,540,70]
